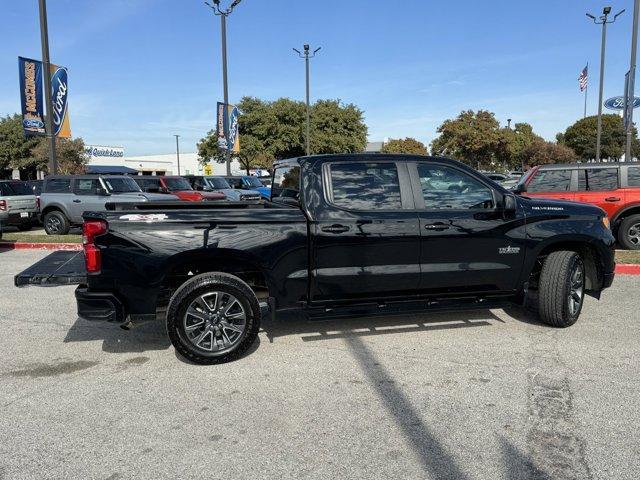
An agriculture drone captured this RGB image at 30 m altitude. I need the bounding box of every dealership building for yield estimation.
[85,145,242,176]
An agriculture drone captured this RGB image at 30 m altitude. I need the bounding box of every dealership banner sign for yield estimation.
[50,63,71,138]
[84,145,124,159]
[216,102,240,153]
[18,57,46,136]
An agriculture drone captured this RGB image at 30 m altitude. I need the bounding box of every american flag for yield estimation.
[578,64,588,92]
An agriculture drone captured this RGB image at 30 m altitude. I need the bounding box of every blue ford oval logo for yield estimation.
[604,96,640,110]
[50,67,68,136]
[23,118,44,129]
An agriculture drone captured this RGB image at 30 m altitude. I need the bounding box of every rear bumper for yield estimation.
[75,287,126,323]
[0,212,37,225]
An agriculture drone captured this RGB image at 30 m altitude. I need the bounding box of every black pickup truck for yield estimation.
[16,154,616,364]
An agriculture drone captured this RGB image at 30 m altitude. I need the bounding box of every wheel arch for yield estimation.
[529,238,606,296]
[41,203,70,218]
[159,248,271,299]
[611,203,640,225]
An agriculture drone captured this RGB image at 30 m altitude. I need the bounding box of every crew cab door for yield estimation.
[409,161,526,294]
[309,161,420,302]
[574,167,622,218]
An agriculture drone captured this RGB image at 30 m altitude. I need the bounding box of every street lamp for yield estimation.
[174,134,181,175]
[293,44,321,156]
[38,0,57,174]
[205,0,242,175]
[625,0,640,161]
[586,6,625,161]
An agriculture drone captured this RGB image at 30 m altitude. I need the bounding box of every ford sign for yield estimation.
[227,105,239,151]
[23,118,45,129]
[604,96,640,110]
[50,66,68,136]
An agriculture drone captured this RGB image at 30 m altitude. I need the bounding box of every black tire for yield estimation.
[617,214,640,250]
[17,224,32,232]
[43,210,70,235]
[538,251,585,328]
[167,272,261,365]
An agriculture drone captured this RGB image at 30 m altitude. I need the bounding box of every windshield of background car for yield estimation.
[206,177,231,189]
[0,181,33,196]
[164,177,193,191]
[272,165,301,200]
[245,176,263,188]
[103,177,142,193]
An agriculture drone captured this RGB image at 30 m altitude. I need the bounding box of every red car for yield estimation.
[517,162,640,249]
[134,176,225,202]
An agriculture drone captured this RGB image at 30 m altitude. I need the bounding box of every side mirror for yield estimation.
[503,194,517,213]
[513,183,527,194]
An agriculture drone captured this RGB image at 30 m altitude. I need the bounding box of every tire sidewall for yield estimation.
[564,254,585,324]
[167,275,260,363]
[618,215,640,250]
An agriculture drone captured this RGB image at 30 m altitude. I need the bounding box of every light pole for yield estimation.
[293,44,321,156]
[174,134,181,175]
[625,0,639,161]
[38,0,57,174]
[587,6,625,161]
[205,0,242,175]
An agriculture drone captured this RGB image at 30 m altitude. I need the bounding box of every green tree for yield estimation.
[0,114,40,175]
[560,114,633,160]
[496,122,542,170]
[197,96,367,170]
[430,110,502,170]
[520,138,577,167]
[380,137,428,155]
[31,136,87,174]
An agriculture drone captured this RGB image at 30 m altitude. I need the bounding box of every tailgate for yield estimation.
[14,250,87,287]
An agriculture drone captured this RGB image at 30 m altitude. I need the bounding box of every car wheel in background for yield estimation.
[43,211,70,235]
[618,214,640,250]
[538,250,585,328]
[167,272,261,365]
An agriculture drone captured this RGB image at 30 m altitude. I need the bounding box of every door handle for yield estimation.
[321,224,350,234]
[424,223,450,231]
[72,199,81,203]
[605,197,621,202]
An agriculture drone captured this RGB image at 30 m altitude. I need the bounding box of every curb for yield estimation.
[616,264,640,275]
[0,242,82,251]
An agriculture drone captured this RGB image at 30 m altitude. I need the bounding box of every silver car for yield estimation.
[40,175,178,235]
[0,180,38,232]
[185,175,261,202]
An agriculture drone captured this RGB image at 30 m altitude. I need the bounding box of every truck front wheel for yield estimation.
[166,272,261,364]
[538,251,585,328]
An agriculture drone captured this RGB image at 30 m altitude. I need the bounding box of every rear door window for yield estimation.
[45,178,71,193]
[628,166,640,187]
[527,169,572,192]
[577,168,619,191]
[327,162,402,210]
[74,179,100,195]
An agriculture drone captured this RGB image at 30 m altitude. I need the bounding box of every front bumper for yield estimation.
[75,287,126,323]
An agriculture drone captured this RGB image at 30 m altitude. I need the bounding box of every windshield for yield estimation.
[103,177,142,193]
[245,176,263,188]
[205,177,231,189]
[0,181,33,196]
[164,177,193,191]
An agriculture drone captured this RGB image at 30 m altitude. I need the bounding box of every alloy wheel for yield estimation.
[568,259,585,317]
[183,291,247,352]
[628,222,640,246]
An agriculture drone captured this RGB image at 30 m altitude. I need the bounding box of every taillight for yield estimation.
[0,200,6,211]
[83,220,108,274]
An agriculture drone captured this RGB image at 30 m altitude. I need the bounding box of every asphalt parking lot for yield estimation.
[1,250,639,479]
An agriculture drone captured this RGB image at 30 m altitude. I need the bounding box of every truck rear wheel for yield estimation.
[617,214,640,250]
[166,272,261,364]
[44,210,70,235]
[538,251,585,328]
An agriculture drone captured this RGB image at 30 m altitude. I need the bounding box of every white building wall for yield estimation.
[88,151,242,176]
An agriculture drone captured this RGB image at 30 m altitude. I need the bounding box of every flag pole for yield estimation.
[584,62,588,118]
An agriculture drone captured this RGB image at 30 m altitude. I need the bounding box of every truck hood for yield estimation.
[521,196,606,217]
[110,192,179,202]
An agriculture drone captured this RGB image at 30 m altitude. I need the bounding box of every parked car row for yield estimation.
[516,162,640,250]
[0,173,271,236]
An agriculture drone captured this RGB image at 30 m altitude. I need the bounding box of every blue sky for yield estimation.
[0,0,636,156]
